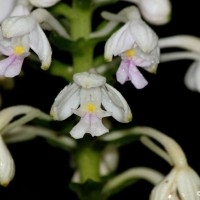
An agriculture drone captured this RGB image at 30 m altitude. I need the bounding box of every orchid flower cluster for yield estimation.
[0,0,199,199]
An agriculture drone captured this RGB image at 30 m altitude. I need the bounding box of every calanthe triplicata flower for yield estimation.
[51,72,132,139]
[104,7,159,89]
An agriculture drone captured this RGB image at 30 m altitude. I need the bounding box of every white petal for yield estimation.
[184,61,200,93]
[73,72,106,88]
[130,20,158,53]
[50,83,80,120]
[70,118,88,139]
[150,169,178,200]
[29,0,61,7]
[0,136,15,186]
[139,0,171,25]
[101,84,132,123]
[177,167,200,200]
[10,4,30,16]
[2,15,37,38]
[0,0,16,23]
[29,24,52,69]
[104,23,136,61]
[89,115,109,137]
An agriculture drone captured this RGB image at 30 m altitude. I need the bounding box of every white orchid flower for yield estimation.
[51,72,132,139]
[130,127,200,200]
[150,166,200,200]
[104,16,159,89]
[125,0,171,25]
[0,4,68,77]
[29,0,61,8]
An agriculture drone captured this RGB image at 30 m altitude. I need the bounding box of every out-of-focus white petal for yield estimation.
[2,15,36,38]
[184,61,200,93]
[101,83,132,123]
[129,20,158,53]
[0,136,15,187]
[0,0,16,23]
[100,145,119,176]
[50,83,80,120]
[29,24,52,69]
[138,0,171,25]
[118,6,141,21]
[73,72,106,88]
[104,23,135,61]
[29,0,61,8]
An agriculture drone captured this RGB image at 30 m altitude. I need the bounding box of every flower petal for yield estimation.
[138,0,171,25]
[116,60,129,84]
[29,24,52,69]
[2,15,37,38]
[0,55,24,78]
[104,23,135,61]
[130,20,158,53]
[101,83,132,122]
[50,83,80,120]
[70,117,88,139]
[0,136,15,187]
[184,61,200,93]
[29,0,61,8]
[0,0,16,23]
[89,115,109,137]
[128,63,148,89]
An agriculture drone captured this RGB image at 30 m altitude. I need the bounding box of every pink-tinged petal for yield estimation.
[0,55,24,77]
[101,84,132,123]
[70,117,88,139]
[89,115,108,137]
[0,0,16,23]
[128,64,148,89]
[50,83,80,120]
[29,24,52,69]
[116,60,129,84]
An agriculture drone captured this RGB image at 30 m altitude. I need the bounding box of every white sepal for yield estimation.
[50,83,80,120]
[0,136,15,187]
[101,83,132,123]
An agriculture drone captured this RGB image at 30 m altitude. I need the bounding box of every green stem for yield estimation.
[76,138,101,183]
[70,1,94,73]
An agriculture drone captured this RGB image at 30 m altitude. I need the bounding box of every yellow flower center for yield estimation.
[14,45,25,55]
[86,103,96,112]
[125,49,135,58]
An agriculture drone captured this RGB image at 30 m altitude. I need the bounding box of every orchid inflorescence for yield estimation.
[0,0,199,199]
